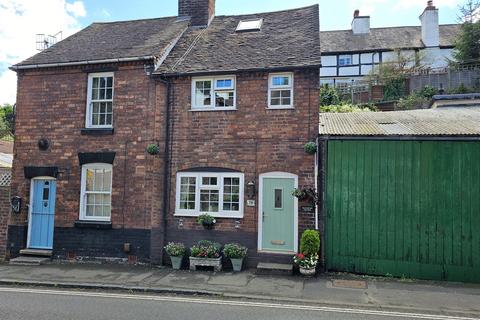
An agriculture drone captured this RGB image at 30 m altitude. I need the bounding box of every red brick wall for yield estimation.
[165,69,319,250]
[10,62,163,235]
[0,179,10,260]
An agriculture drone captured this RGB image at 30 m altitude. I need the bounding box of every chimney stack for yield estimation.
[179,0,215,27]
[351,10,370,34]
[420,0,440,47]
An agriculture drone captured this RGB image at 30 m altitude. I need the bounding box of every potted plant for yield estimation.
[164,242,186,270]
[223,243,248,272]
[189,240,223,272]
[292,187,319,205]
[293,253,319,276]
[197,213,216,229]
[294,229,321,276]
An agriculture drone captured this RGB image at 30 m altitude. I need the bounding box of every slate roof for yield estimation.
[319,106,480,136]
[320,24,461,54]
[13,5,321,74]
[155,5,321,75]
[14,16,190,67]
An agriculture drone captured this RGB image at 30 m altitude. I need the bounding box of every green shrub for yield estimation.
[396,94,429,110]
[300,229,320,256]
[383,75,406,101]
[417,85,437,98]
[320,104,373,113]
[223,243,248,259]
[319,85,341,106]
[448,83,473,94]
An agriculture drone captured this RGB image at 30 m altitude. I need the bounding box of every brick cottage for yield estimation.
[6,0,321,267]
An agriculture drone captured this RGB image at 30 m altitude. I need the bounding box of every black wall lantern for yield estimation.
[246,180,256,199]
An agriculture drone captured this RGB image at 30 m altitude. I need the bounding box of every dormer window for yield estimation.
[236,19,263,32]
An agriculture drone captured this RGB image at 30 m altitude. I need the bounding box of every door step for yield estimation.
[19,249,52,257]
[256,262,293,276]
[9,256,50,266]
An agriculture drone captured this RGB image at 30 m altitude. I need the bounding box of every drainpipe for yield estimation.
[156,76,172,265]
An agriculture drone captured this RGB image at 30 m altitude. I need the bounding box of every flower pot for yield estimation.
[170,256,183,270]
[230,258,244,272]
[202,223,215,230]
[189,256,222,272]
[299,267,316,276]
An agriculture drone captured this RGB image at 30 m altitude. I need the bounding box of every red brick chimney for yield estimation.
[179,0,215,27]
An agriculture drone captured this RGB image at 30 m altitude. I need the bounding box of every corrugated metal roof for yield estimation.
[319,107,480,136]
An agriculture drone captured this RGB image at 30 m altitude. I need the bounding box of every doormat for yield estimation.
[332,279,368,289]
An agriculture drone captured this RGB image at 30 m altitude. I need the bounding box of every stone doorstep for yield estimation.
[256,262,293,276]
[19,249,53,257]
[9,256,50,266]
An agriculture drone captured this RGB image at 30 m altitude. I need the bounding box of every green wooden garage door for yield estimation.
[325,140,480,283]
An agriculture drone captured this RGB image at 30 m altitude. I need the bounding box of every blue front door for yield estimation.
[29,179,56,249]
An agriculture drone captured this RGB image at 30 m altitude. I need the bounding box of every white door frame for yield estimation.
[27,176,57,249]
[257,172,298,254]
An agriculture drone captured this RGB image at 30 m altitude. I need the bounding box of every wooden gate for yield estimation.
[325,140,480,282]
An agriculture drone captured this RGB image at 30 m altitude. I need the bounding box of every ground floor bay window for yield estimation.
[175,171,244,218]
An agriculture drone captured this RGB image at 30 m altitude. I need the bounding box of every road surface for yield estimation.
[0,286,475,320]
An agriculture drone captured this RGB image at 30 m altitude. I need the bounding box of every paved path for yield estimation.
[0,263,479,318]
[0,286,476,320]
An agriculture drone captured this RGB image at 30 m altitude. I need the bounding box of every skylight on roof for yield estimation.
[236,19,263,32]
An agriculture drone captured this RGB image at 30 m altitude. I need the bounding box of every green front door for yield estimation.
[261,177,296,253]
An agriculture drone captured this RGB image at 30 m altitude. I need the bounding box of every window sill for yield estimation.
[74,220,112,229]
[174,212,244,219]
[190,108,237,112]
[266,106,295,110]
[81,128,114,136]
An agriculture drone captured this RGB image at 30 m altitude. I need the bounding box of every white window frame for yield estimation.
[268,72,294,109]
[79,163,113,222]
[175,172,244,218]
[86,72,114,128]
[338,54,353,66]
[191,76,237,111]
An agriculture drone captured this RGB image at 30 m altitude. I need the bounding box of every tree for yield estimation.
[453,1,480,64]
[0,104,15,137]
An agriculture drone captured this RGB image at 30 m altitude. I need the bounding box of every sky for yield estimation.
[0,0,464,105]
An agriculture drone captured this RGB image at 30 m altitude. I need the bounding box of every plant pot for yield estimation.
[230,258,244,272]
[299,266,316,276]
[189,256,222,272]
[202,223,215,230]
[170,256,183,270]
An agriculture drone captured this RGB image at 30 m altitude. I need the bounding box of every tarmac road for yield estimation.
[0,286,476,320]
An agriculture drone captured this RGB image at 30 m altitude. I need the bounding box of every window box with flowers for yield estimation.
[189,240,223,272]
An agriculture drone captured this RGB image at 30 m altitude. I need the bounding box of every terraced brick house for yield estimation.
[6,0,321,267]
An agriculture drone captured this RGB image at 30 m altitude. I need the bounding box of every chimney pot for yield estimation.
[354,9,360,18]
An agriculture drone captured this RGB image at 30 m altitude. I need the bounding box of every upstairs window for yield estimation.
[338,55,353,66]
[192,76,236,110]
[86,72,114,128]
[175,171,244,218]
[268,73,294,109]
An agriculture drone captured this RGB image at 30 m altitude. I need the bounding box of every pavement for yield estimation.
[0,262,479,318]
